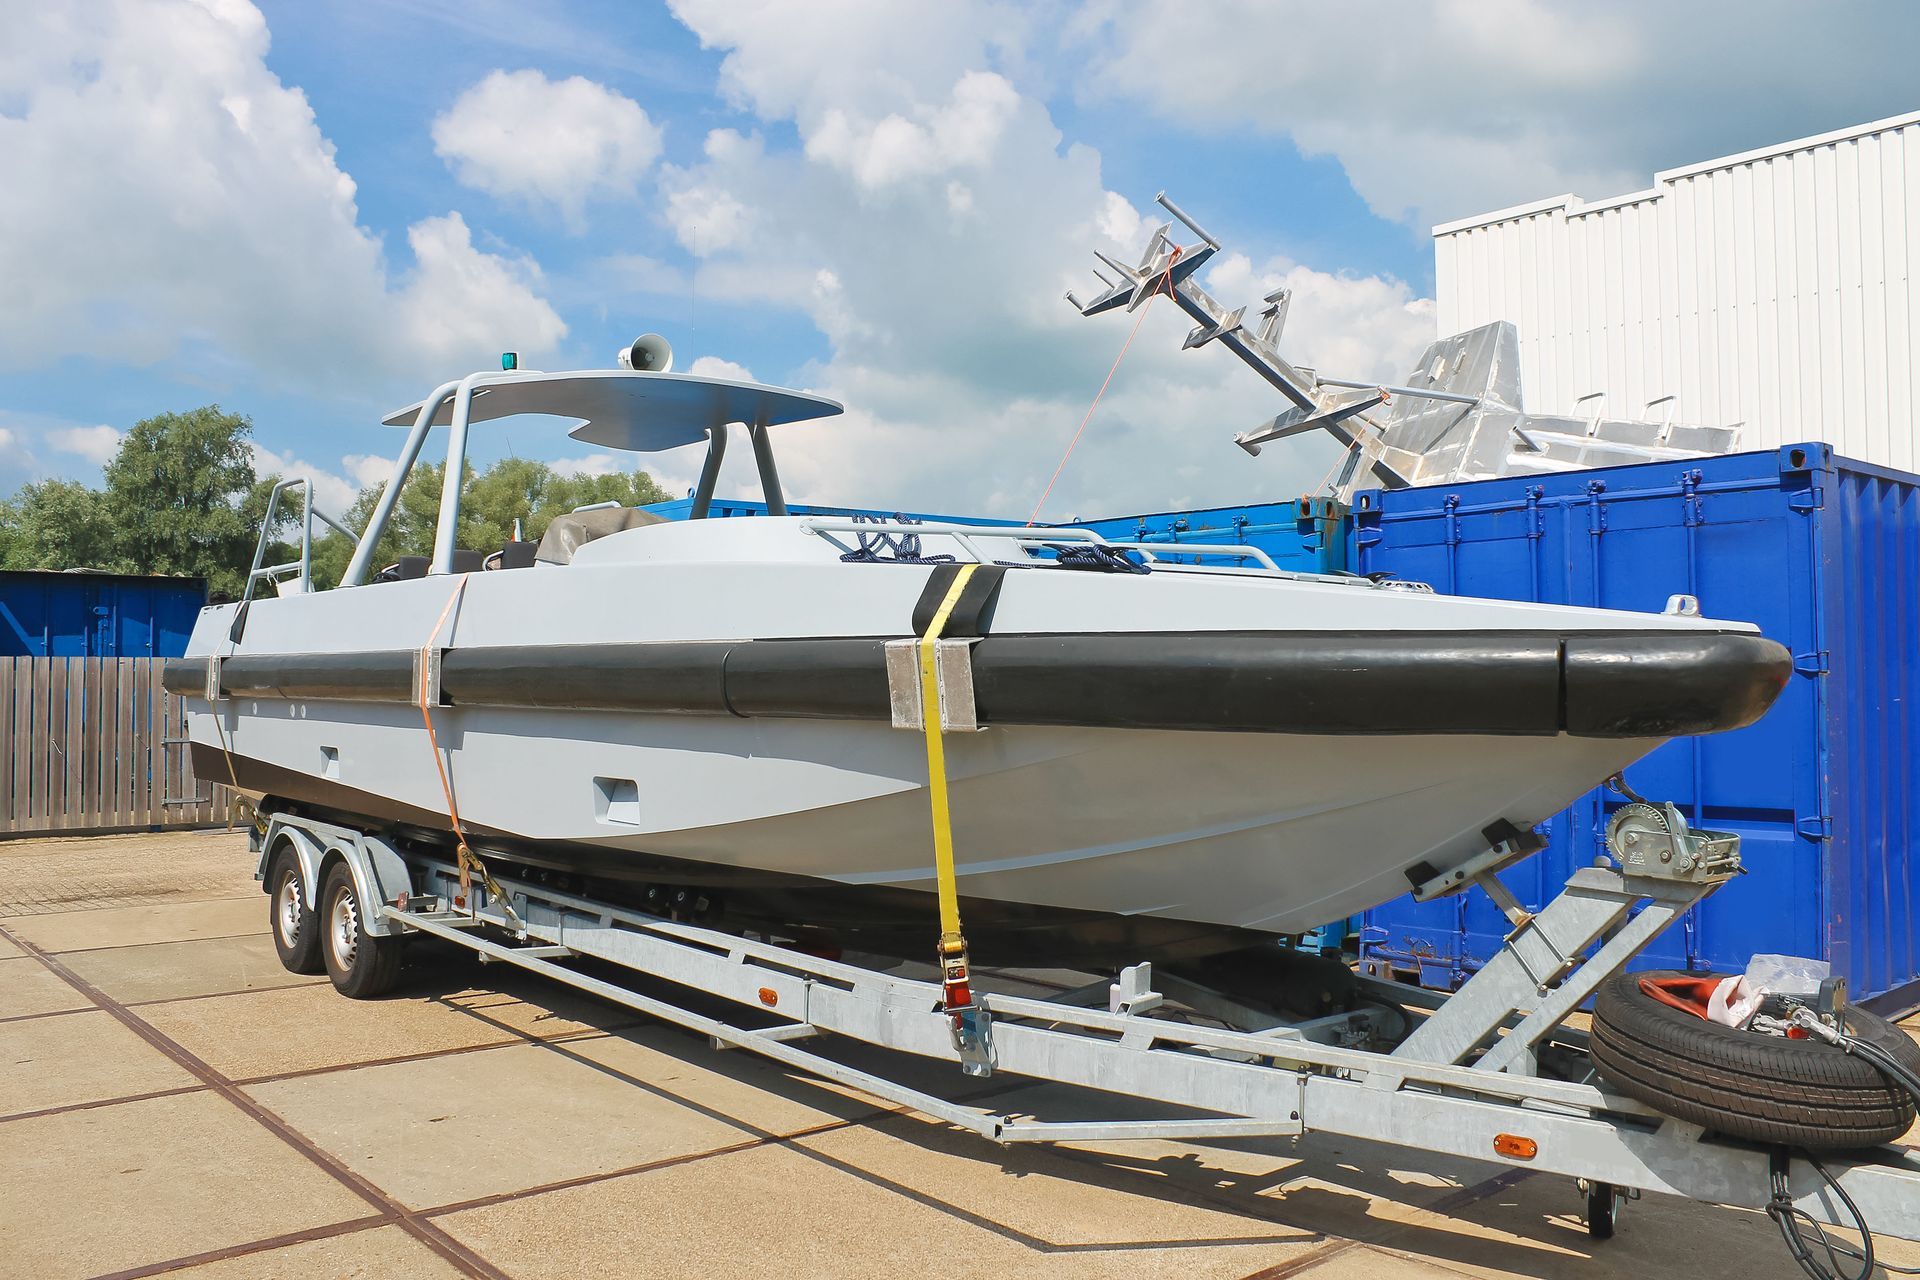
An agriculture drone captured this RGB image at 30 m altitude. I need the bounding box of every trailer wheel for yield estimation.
[319,862,403,999]
[1590,969,1920,1149]
[266,847,325,975]
[1584,1180,1617,1240]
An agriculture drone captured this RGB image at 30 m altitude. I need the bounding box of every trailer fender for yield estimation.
[259,823,325,911]
[324,834,414,939]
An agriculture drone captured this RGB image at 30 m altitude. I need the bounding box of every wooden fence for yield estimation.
[0,657,231,837]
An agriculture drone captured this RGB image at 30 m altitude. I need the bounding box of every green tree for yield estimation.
[102,406,262,598]
[546,468,673,515]
[308,457,671,587]
[0,479,126,571]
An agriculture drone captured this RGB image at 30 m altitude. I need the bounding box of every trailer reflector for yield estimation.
[1493,1133,1538,1160]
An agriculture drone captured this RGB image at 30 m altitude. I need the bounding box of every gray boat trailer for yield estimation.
[262,811,1920,1245]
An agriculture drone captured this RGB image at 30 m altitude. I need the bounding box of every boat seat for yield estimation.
[376,551,486,581]
[486,540,540,571]
[378,555,431,582]
[536,507,666,566]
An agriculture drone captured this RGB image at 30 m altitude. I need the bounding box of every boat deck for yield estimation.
[2,828,1916,1279]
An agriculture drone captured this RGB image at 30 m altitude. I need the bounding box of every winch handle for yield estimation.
[1605,772,1651,806]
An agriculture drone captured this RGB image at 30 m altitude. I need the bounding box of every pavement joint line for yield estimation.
[117,979,333,1011]
[0,1008,635,1129]
[1233,1165,1536,1280]
[419,1075,1049,1219]
[83,1211,393,1280]
[0,1004,98,1026]
[0,892,258,922]
[773,1114,1321,1256]
[0,1083,210,1126]
[405,977,1333,1254]
[27,928,267,957]
[0,918,515,1280]
[231,1025,625,1087]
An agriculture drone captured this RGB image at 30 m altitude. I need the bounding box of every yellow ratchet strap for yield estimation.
[918,563,979,1010]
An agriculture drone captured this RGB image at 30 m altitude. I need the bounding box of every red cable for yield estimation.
[1027,252,1179,526]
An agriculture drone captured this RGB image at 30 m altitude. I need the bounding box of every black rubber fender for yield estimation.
[1589,969,1920,1149]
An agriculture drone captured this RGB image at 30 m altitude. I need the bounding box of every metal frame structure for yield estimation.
[242,476,356,602]
[1071,194,1740,502]
[256,808,1920,1245]
[797,518,1295,576]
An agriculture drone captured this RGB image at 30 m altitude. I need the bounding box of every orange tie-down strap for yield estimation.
[417,575,520,926]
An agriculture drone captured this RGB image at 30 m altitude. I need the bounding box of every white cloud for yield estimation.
[0,0,565,392]
[392,213,566,367]
[432,69,664,226]
[1071,0,1920,229]
[804,71,1020,191]
[685,355,755,382]
[247,443,358,515]
[48,425,125,466]
[650,0,1433,517]
[341,453,396,490]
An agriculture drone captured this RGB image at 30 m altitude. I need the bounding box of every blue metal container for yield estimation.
[1068,497,1347,574]
[0,571,207,659]
[1350,443,1920,1015]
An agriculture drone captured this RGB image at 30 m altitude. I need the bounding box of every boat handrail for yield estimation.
[243,476,356,602]
[795,518,1283,573]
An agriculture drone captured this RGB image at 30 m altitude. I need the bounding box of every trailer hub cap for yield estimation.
[276,875,302,946]
[330,889,359,969]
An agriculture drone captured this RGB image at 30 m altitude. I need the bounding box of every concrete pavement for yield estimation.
[2,828,1915,1279]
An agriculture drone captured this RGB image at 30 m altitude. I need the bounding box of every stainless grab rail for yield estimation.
[795,518,1282,572]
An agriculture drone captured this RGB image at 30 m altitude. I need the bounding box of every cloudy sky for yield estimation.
[2,0,1915,520]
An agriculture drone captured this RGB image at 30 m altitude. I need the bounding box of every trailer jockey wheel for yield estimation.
[320,862,404,999]
[1584,1180,1618,1240]
[266,845,326,975]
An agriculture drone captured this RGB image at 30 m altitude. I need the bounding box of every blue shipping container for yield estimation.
[0,571,207,659]
[1067,498,1346,574]
[1350,443,1920,1015]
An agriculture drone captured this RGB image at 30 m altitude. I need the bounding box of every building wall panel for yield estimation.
[1435,112,1920,469]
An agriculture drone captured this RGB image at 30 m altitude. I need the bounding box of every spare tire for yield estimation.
[1590,969,1920,1149]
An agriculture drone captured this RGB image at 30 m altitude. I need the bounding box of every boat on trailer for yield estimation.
[165,340,1790,965]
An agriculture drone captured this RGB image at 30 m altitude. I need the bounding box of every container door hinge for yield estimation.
[1795,815,1833,841]
[1787,487,1825,512]
[1793,650,1830,676]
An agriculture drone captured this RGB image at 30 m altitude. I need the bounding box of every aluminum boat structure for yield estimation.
[165,342,1790,964]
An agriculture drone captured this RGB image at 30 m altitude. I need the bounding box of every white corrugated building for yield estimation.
[1433,110,1919,471]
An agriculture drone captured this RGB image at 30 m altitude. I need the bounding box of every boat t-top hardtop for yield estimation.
[345,338,841,584]
[168,336,1791,966]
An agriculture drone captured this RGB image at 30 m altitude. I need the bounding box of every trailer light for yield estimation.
[1493,1133,1537,1161]
[758,987,778,1007]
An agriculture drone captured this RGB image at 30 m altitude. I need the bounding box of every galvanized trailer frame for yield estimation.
[259,810,1920,1245]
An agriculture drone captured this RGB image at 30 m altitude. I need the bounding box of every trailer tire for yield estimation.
[320,862,404,999]
[1590,969,1920,1149]
[266,847,325,975]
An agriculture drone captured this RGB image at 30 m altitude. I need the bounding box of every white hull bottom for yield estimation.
[198,701,1656,936]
